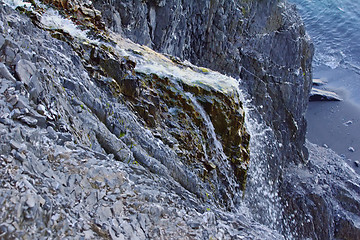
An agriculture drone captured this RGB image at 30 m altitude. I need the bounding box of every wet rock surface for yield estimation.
[310,78,342,101]
[309,87,342,101]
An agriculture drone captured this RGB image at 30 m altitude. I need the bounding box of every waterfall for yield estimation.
[238,90,295,239]
[186,87,288,236]
[185,91,239,209]
[134,43,290,234]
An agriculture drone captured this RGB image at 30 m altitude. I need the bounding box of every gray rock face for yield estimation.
[0,2,278,239]
[281,142,360,240]
[89,1,360,239]
[94,0,314,168]
[2,1,358,240]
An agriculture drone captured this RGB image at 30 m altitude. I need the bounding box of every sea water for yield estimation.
[290,0,360,104]
[290,0,360,174]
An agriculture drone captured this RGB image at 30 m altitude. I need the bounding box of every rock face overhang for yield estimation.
[94,0,314,169]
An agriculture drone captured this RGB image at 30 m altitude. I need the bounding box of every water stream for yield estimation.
[185,92,228,163]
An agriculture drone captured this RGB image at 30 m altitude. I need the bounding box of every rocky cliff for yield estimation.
[1,0,359,239]
[282,142,360,240]
[94,0,314,171]
[0,0,268,238]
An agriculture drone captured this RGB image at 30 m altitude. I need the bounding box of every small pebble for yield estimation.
[14,151,26,162]
[0,224,7,237]
[7,95,18,106]
[9,108,21,119]
[26,194,36,208]
[355,161,360,167]
[20,116,38,127]
[344,120,353,126]
[187,221,200,229]
[46,126,58,140]
[9,140,25,151]
[20,108,29,115]
[4,157,13,163]
[15,98,28,109]
[348,147,355,152]
[37,104,46,115]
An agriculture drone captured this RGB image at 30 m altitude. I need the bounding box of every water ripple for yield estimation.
[291,0,360,69]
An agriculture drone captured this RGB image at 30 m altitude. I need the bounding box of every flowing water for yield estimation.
[239,94,290,237]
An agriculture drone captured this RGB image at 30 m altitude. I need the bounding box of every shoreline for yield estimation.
[306,65,360,174]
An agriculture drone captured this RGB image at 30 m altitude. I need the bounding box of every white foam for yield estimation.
[314,51,342,69]
[113,42,240,94]
[136,62,239,94]
[40,9,90,40]
[2,0,31,9]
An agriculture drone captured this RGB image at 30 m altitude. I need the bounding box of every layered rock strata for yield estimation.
[2,0,359,239]
[90,1,360,239]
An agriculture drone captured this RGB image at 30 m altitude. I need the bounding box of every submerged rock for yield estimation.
[313,78,327,86]
[355,161,360,167]
[310,87,342,101]
[348,147,355,152]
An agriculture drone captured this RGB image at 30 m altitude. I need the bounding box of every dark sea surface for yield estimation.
[291,0,360,103]
[290,0,360,169]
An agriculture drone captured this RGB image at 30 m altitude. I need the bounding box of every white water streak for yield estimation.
[185,92,227,162]
[2,0,31,9]
[238,91,286,234]
[40,9,90,40]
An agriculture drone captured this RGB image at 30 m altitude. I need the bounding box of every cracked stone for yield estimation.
[15,59,36,85]
[20,116,38,127]
[7,95,18,106]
